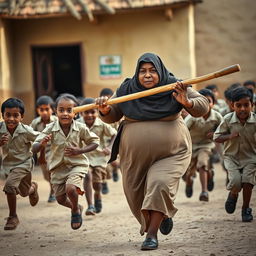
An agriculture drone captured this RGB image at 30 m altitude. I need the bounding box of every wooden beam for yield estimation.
[63,0,82,20]
[125,0,134,7]
[77,0,94,22]
[18,0,26,5]
[94,0,115,14]
[165,8,173,21]
[9,0,16,14]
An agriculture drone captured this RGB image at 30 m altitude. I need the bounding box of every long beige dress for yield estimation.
[100,88,209,235]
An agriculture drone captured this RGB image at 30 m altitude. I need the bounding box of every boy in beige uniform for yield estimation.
[214,87,256,222]
[78,97,116,214]
[99,88,120,194]
[30,95,58,202]
[0,98,39,230]
[185,89,223,201]
[33,94,99,230]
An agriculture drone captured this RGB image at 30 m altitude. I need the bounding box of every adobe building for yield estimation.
[0,0,200,122]
[1,0,255,122]
[195,0,256,93]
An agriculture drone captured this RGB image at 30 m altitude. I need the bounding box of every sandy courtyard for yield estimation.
[0,163,255,256]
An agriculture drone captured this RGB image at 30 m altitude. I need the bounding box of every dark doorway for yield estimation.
[32,45,83,100]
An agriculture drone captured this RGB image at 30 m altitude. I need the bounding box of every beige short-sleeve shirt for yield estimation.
[33,120,99,171]
[30,115,58,132]
[213,112,256,166]
[185,109,223,151]
[0,122,39,174]
[77,117,117,168]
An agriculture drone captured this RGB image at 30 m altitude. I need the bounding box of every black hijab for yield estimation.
[116,53,183,120]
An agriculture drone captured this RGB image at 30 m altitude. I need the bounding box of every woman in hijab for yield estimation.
[96,53,209,250]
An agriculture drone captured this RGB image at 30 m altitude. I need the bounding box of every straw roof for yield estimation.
[0,0,201,21]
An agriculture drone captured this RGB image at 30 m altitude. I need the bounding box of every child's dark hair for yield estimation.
[81,97,95,105]
[231,87,253,103]
[36,95,54,108]
[55,93,79,107]
[224,83,242,101]
[199,89,216,104]
[205,84,218,91]
[1,98,25,115]
[243,80,256,88]
[100,88,114,97]
[229,83,241,90]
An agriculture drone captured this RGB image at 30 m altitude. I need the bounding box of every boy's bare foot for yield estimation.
[4,215,19,230]
[29,182,39,206]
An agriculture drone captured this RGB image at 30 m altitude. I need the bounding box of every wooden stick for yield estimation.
[73,64,240,113]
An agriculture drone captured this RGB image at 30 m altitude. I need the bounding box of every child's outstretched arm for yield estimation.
[64,143,98,156]
[0,133,9,146]
[213,116,239,143]
[214,132,239,143]
[32,134,52,153]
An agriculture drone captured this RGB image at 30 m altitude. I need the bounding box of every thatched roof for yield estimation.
[0,0,201,21]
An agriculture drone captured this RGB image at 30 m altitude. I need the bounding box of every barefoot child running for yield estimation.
[77,97,116,214]
[214,87,256,222]
[30,95,58,202]
[0,98,39,230]
[32,94,99,229]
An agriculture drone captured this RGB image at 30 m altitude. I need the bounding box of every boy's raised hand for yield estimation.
[102,147,111,156]
[230,132,240,139]
[0,133,9,146]
[64,146,81,156]
[40,134,52,147]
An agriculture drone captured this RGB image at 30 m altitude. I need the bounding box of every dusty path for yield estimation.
[0,163,255,256]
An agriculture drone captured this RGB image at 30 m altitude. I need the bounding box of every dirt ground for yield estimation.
[0,163,255,256]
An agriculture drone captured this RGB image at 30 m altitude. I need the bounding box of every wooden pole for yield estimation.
[73,64,240,113]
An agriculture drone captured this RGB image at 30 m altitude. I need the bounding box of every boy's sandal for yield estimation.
[29,182,39,207]
[71,205,83,230]
[4,216,20,230]
[85,205,96,216]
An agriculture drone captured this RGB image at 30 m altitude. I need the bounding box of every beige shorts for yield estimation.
[224,158,256,191]
[90,166,106,183]
[51,164,87,197]
[52,174,84,197]
[3,168,32,196]
[187,149,211,176]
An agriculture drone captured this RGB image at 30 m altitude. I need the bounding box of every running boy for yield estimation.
[0,98,39,230]
[32,94,99,229]
[99,88,120,195]
[214,87,256,222]
[185,89,223,201]
[77,97,116,214]
[30,95,57,202]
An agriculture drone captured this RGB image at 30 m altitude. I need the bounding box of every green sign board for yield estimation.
[99,55,121,79]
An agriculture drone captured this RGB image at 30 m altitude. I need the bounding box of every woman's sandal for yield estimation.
[71,205,83,230]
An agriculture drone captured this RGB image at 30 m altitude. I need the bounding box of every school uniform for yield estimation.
[77,117,117,183]
[185,109,223,174]
[30,115,58,180]
[214,112,256,191]
[0,122,39,195]
[33,120,99,196]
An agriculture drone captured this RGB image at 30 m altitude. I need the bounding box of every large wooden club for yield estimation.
[73,64,240,113]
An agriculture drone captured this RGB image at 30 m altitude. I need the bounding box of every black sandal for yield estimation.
[71,205,83,230]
